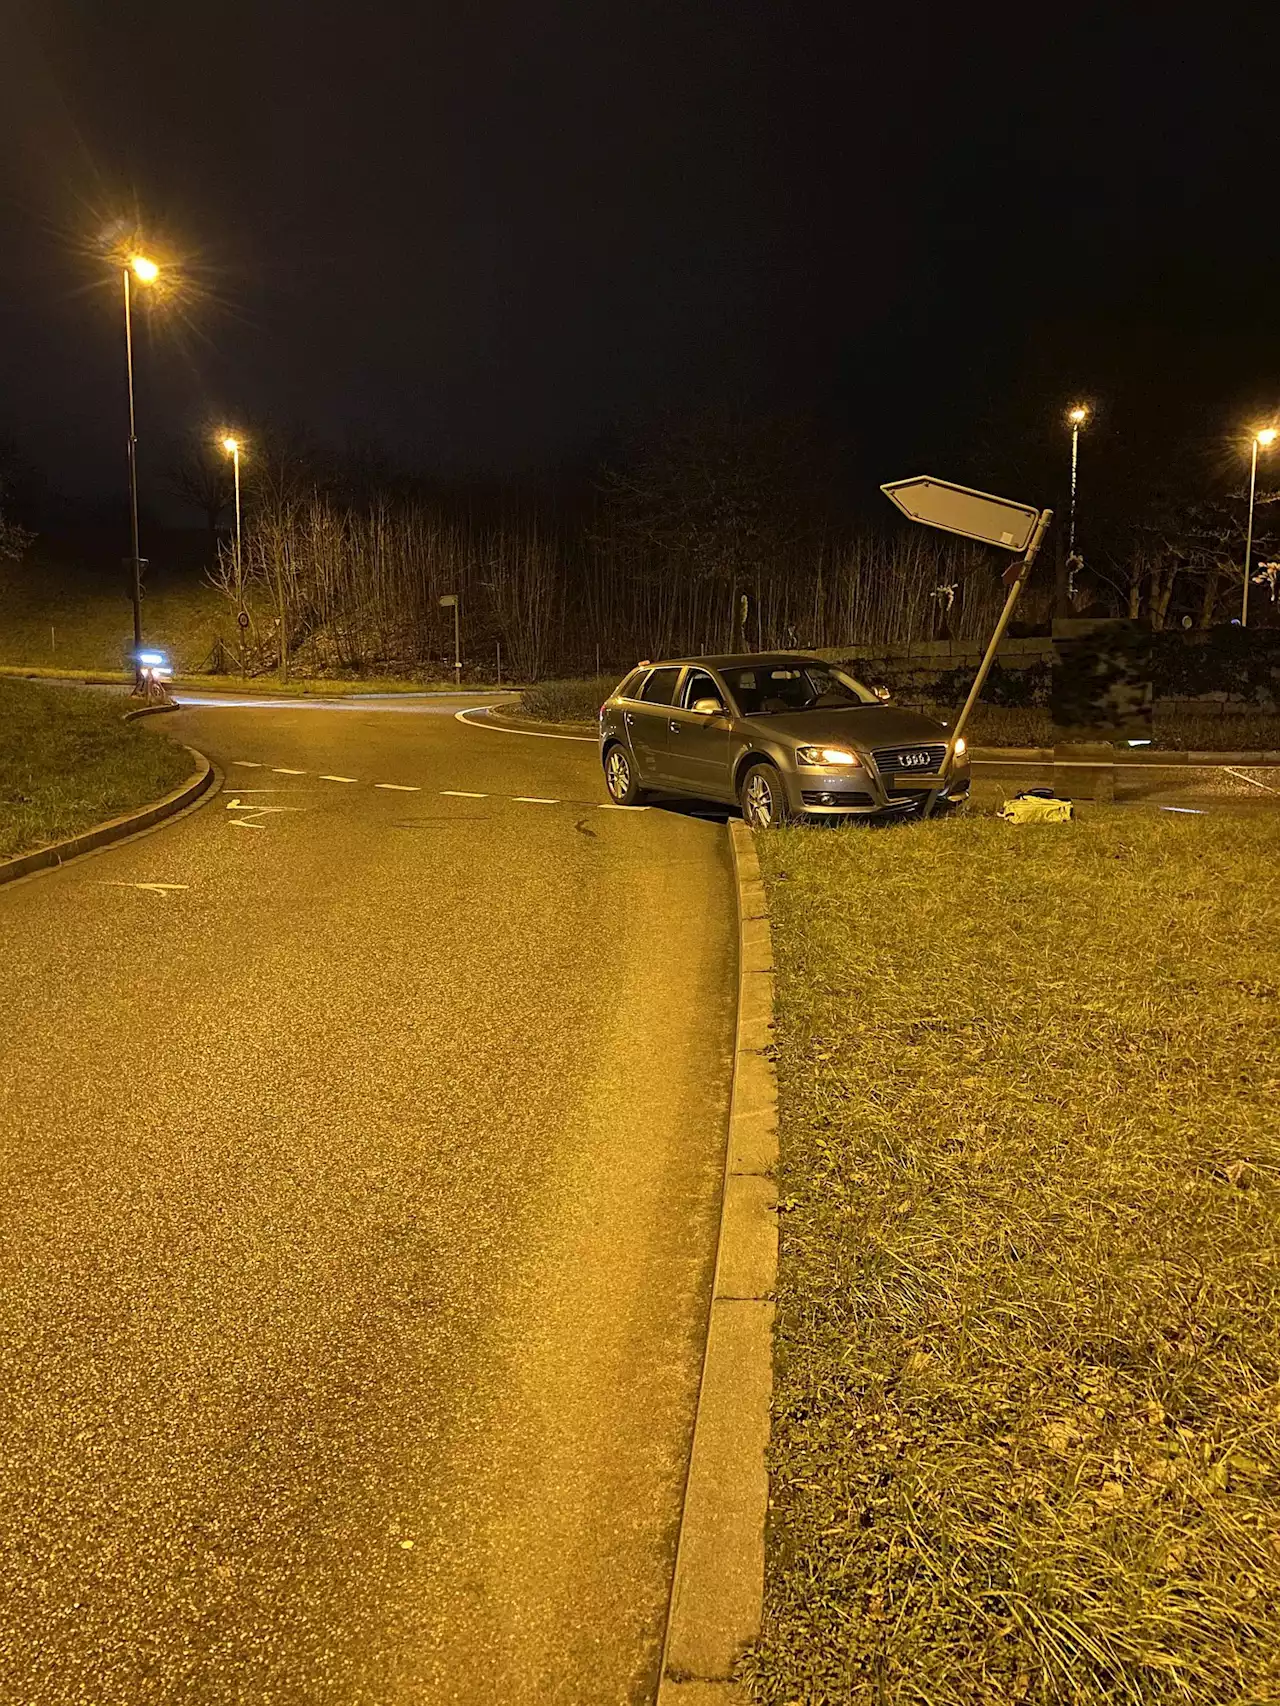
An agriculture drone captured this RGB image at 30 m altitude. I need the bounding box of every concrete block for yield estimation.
[736,1016,773,1053]
[658,1682,750,1706]
[737,970,774,1027]
[729,1107,778,1176]
[740,915,772,960]
[716,1174,778,1299]
[735,880,767,921]
[662,1299,774,1682]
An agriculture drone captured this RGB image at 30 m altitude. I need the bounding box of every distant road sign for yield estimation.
[881,476,1040,552]
[236,609,250,629]
[439,593,458,608]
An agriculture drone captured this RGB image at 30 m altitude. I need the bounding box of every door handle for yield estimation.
[669,719,681,733]
[625,712,635,725]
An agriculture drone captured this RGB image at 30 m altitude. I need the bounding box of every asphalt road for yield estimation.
[0,697,738,1706]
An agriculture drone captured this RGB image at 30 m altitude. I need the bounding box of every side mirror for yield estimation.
[691,698,724,716]
[873,683,892,702]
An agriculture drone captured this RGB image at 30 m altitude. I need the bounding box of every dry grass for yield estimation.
[517,676,616,724]
[743,807,1280,1704]
[0,679,191,861]
[935,703,1280,753]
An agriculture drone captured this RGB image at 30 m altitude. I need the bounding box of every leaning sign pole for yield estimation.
[881,476,1052,812]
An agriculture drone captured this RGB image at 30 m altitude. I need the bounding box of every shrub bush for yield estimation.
[517,676,617,724]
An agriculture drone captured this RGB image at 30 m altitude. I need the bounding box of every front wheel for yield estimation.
[603,743,647,805]
[739,762,792,828]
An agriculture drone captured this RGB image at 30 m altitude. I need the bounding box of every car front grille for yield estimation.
[871,742,947,776]
[801,789,875,807]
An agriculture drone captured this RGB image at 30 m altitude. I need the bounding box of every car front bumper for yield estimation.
[783,763,970,815]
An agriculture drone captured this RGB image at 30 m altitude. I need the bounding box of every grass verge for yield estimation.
[924,702,1280,752]
[0,679,193,861]
[517,676,615,724]
[514,678,1280,751]
[742,806,1280,1704]
[0,666,509,697]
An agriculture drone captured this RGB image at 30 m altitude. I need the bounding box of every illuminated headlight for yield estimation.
[795,745,861,767]
[953,736,967,758]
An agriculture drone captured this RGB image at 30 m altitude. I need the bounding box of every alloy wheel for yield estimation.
[745,772,774,827]
[606,748,631,801]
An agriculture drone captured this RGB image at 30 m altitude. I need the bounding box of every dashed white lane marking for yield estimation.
[100,881,189,892]
[455,707,596,743]
[232,761,263,768]
[273,767,307,775]
[320,775,358,783]
[376,782,421,792]
[512,796,558,804]
[440,789,487,798]
[598,803,649,811]
[1223,766,1280,795]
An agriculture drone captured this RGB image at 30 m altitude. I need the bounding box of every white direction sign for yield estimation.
[881,476,1040,553]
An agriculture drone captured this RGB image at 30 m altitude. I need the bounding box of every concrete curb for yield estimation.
[477,706,597,737]
[122,701,181,721]
[971,746,1280,765]
[0,747,217,888]
[658,820,777,1705]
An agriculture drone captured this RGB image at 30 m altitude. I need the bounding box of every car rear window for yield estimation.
[639,667,682,705]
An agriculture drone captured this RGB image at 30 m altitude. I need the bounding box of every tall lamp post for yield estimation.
[1242,426,1277,627]
[1065,404,1088,600]
[122,254,160,674]
[220,436,243,604]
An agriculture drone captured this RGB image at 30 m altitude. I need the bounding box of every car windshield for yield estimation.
[720,662,876,715]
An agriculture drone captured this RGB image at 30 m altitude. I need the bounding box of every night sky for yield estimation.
[1,2,1275,518]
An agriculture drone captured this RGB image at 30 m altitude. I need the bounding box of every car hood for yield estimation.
[746,705,951,748]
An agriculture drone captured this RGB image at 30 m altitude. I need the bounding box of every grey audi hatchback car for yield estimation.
[599,654,970,826]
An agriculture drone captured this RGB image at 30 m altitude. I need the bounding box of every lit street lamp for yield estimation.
[122,254,160,676]
[220,435,243,604]
[1242,426,1278,627]
[1065,404,1088,599]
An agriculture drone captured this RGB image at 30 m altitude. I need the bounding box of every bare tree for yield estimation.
[166,432,233,560]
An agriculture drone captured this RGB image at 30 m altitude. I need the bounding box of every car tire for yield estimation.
[739,761,792,829]
[603,742,647,805]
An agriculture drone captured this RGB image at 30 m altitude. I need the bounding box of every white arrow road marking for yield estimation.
[375,782,420,791]
[230,820,267,830]
[100,881,189,892]
[440,790,487,798]
[320,775,358,783]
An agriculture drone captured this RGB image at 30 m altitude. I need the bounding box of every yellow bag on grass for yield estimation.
[998,794,1074,824]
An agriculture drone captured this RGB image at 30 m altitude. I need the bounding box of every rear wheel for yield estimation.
[739,762,792,828]
[603,743,647,805]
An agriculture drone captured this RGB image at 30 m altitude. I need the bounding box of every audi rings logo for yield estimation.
[898,750,932,768]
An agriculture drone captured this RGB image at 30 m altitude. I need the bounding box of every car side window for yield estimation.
[639,667,681,706]
[618,669,649,700]
[683,669,725,710]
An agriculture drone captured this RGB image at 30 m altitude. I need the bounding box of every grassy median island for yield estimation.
[0,678,193,861]
[743,810,1280,1704]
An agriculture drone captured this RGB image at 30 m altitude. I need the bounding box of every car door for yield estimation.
[664,667,734,798]
[625,665,682,783]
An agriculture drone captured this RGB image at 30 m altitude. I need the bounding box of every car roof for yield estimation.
[633,652,831,671]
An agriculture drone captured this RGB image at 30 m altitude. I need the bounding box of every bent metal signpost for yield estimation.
[881,475,1053,812]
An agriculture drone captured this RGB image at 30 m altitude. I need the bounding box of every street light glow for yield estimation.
[1067,405,1088,425]
[1256,427,1278,447]
[222,436,239,454]
[129,255,160,284]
